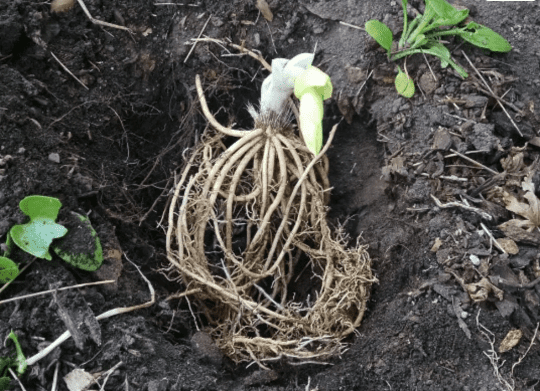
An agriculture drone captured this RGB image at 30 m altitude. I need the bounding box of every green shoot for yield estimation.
[0,331,27,391]
[365,0,512,97]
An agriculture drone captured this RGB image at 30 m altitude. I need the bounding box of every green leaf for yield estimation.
[458,22,512,52]
[426,0,468,28]
[0,257,19,283]
[10,196,68,260]
[395,68,415,98]
[0,376,11,391]
[53,212,104,271]
[422,42,469,78]
[365,20,393,53]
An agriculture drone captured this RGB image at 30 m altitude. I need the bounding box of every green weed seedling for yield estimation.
[365,0,512,97]
[0,195,104,285]
[0,331,27,391]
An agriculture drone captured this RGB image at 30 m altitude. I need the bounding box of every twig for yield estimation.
[0,259,35,296]
[184,15,212,63]
[75,0,132,32]
[447,148,498,175]
[476,310,515,391]
[431,194,492,221]
[511,323,539,376]
[51,362,59,391]
[0,280,115,306]
[480,222,507,254]
[154,2,200,5]
[461,50,522,137]
[8,368,27,391]
[266,20,277,54]
[422,52,437,81]
[355,69,373,98]
[26,255,154,366]
[339,21,365,31]
[99,361,123,391]
[49,51,89,90]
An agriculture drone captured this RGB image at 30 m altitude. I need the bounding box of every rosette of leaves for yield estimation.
[365,0,512,97]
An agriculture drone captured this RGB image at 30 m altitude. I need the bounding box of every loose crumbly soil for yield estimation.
[1,0,540,390]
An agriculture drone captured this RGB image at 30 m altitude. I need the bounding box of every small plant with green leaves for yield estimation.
[0,195,103,284]
[365,0,512,97]
[0,331,27,391]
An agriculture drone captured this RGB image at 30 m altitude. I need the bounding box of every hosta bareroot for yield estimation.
[165,75,375,364]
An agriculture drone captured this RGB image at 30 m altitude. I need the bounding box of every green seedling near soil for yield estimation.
[0,196,104,284]
[365,0,512,97]
[0,331,27,391]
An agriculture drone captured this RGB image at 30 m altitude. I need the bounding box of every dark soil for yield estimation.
[1,0,540,390]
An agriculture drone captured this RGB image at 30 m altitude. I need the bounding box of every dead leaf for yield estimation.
[496,238,519,255]
[464,277,504,302]
[256,0,273,22]
[381,156,407,180]
[498,219,540,246]
[503,173,540,231]
[51,0,75,13]
[431,237,443,252]
[499,329,522,353]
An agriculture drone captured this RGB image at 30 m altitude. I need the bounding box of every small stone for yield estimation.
[191,331,223,367]
[48,153,60,163]
[418,72,438,95]
[17,147,25,154]
[461,311,468,319]
[469,254,481,266]
[211,17,224,27]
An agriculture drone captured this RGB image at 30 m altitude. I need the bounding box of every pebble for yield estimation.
[48,152,60,163]
[17,147,25,154]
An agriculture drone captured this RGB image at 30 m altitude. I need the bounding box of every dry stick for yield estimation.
[49,51,89,90]
[422,52,437,81]
[75,0,132,32]
[447,148,499,175]
[480,222,507,254]
[99,361,123,391]
[8,368,27,391]
[26,256,155,366]
[461,50,522,137]
[431,194,492,221]
[0,259,35,296]
[51,362,59,391]
[476,85,520,113]
[184,15,212,63]
[0,280,115,306]
[339,21,366,31]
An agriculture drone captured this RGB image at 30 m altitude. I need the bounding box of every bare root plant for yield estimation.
[165,74,375,365]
